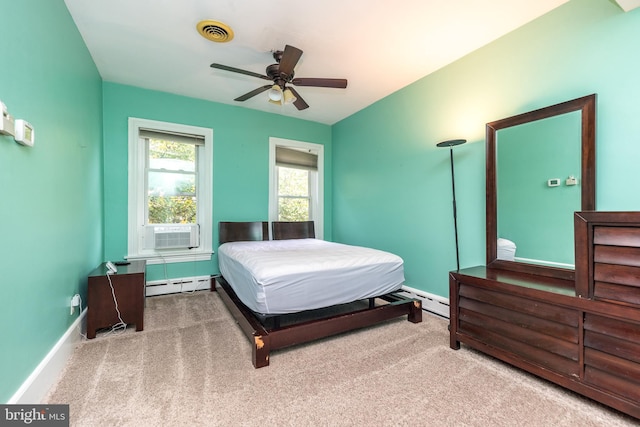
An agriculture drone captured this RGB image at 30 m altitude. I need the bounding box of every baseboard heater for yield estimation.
[399,285,449,319]
[145,278,450,317]
[146,275,212,297]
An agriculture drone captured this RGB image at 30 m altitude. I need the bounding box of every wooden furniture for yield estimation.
[272,220,315,240]
[219,221,268,244]
[450,212,640,419]
[449,95,640,419]
[575,211,640,413]
[450,267,579,374]
[87,260,146,339]
[213,221,422,368]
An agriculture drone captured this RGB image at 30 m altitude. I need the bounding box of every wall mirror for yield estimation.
[486,94,596,280]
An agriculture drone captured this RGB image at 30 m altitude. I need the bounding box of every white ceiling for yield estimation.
[64,0,570,125]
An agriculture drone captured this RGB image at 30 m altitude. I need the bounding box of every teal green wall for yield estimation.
[102,83,332,281]
[0,1,103,402]
[5,0,640,403]
[332,0,640,297]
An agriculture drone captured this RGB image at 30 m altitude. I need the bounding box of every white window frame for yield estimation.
[269,137,323,239]
[127,118,213,264]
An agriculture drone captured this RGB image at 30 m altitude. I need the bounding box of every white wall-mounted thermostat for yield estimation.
[0,100,15,137]
[547,178,561,187]
[14,119,34,146]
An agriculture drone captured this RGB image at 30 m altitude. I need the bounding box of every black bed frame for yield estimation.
[213,221,423,368]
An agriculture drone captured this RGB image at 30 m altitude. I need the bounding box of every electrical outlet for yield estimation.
[70,294,81,315]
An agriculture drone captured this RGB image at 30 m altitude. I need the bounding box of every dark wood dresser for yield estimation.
[449,212,640,419]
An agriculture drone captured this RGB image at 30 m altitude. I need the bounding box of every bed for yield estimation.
[213,221,422,368]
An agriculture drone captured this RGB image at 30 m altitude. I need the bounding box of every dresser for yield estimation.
[450,212,640,419]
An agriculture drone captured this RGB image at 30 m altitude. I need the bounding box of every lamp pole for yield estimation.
[436,139,466,271]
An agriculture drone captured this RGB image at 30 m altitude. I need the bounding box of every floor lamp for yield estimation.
[437,139,466,271]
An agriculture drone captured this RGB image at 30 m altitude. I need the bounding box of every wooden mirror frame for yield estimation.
[486,94,596,280]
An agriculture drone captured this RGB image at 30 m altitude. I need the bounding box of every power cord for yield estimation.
[180,252,199,294]
[157,251,204,295]
[159,253,168,284]
[104,271,127,335]
[159,253,194,293]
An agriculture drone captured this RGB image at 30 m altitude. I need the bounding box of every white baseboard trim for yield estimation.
[145,275,212,297]
[8,308,86,404]
[400,285,450,319]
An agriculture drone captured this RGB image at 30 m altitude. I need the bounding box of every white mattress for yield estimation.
[218,238,405,315]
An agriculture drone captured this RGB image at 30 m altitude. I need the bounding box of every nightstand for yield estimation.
[86,260,146,339]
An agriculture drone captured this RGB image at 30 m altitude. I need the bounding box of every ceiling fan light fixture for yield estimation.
[283,88,297,105]
[268,85,283,101]
[211,43,347,111]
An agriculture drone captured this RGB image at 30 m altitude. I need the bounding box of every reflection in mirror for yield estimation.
[497,111,581,267]
[486,94,596,280]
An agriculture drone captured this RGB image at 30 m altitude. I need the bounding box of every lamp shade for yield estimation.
[436,139,466,148]
[268,85,283,101]
[283,88,297,104]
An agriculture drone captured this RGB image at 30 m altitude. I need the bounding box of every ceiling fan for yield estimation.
[210,45,347,110]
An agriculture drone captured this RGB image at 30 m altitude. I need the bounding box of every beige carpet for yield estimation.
[46,291,636,426]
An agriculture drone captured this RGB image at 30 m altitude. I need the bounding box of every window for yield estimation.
[269,137,323,238]
[128,118,212,263]
[145,131,197,225]
[278,167,311,221]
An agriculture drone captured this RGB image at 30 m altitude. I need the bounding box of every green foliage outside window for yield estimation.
[148,193,196,224]
[148,139,197,224]
[279,198,309,221]
[278,167,310,221]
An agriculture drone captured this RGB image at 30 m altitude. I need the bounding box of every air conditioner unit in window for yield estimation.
[144,225,199,250]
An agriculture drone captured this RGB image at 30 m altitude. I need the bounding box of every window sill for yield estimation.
[126,251,213,265]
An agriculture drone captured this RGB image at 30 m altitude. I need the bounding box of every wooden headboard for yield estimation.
[272,221,315,240]
[218,221,269,245]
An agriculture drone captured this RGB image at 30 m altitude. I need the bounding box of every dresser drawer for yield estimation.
[593,226,640,306]
[584,313,640,402]
[458,284,580,376]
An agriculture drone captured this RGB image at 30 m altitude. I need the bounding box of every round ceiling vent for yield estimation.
[197,20,234,43]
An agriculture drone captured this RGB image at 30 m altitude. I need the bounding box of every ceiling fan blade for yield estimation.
[291,77,348,88]
[234,85,272,102]
[278,45,303,77]
[287,87,309,110]
[210,63,271,81]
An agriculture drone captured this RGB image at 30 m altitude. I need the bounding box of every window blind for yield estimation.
[276,146,318,170]
[139,128,204,146]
